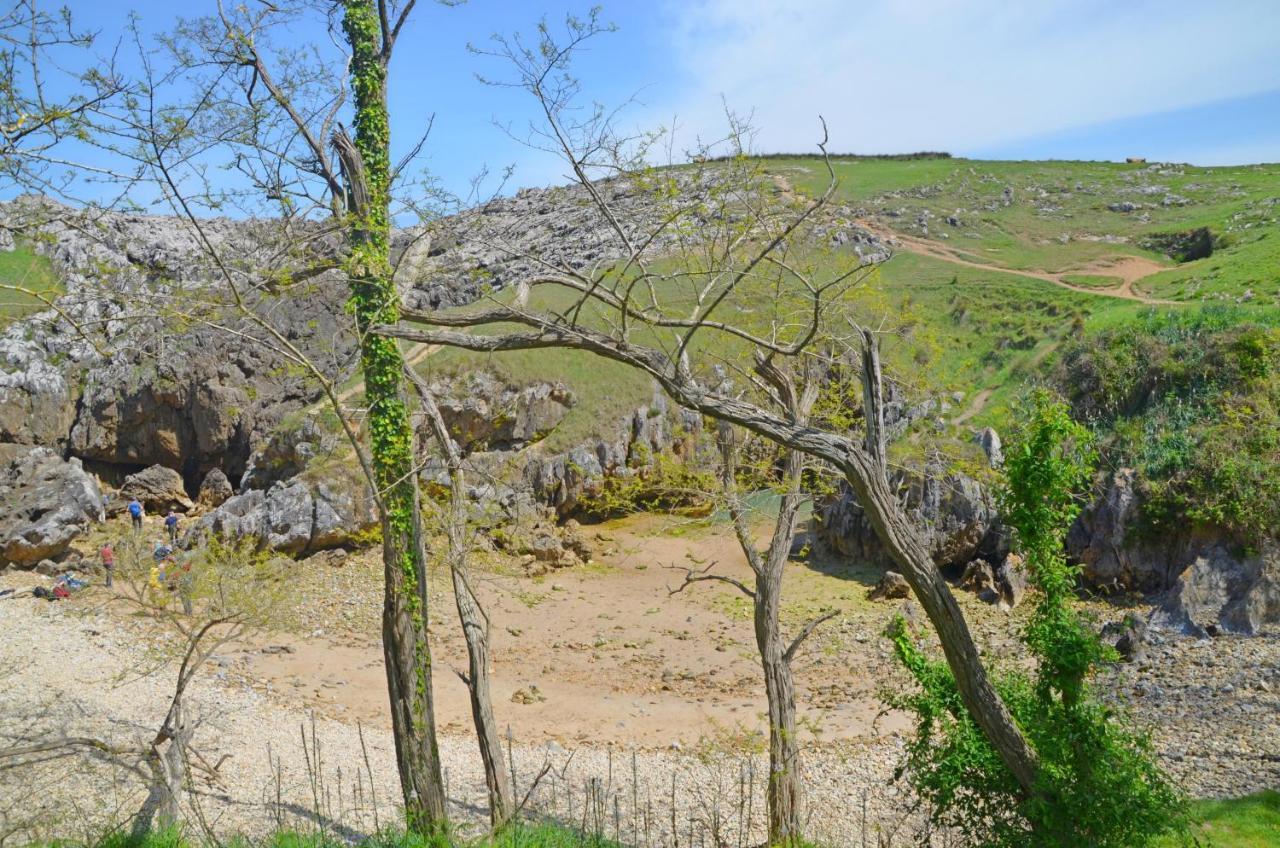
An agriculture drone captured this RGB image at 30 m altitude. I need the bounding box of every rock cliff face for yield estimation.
[813,461,1005,571]
[0,199,357,487]
[1069,469,1280,634]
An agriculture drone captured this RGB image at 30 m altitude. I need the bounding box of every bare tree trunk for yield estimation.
[853,336,1042,795]
[410,370,514,828]
[758,572,803,845]
[715,395,813,846]
[860,329,886,469]
[451,568,515,828]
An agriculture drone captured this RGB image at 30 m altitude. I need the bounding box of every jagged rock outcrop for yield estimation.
[427,373,576,452]
[0,445,103,566]
[1069,469,1280,634]
[0,199,358,485]
[1152,541,1280,637]
[239,415,340,491]
[118,464,193,513]
[197,475,376,556]
[815,462,1004,570]
[1066,468,1167,590]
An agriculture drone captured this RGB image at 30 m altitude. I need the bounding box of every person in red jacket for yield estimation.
[100,542,115,588]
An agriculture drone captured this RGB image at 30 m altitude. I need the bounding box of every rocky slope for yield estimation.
[0,177,795,560]
[1,181,1275,636]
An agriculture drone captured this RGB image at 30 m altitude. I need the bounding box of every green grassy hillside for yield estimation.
[774,155,1280,302]
[0,244,62,323]
[413,156,1280,543]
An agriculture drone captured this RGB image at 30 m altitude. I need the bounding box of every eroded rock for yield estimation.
[869,571,910,601]
[0,445,103,566]
[119,464,193,512]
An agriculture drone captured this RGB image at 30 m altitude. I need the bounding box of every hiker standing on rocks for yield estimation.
[127,497,143,534]
[100,542,114,588]
[164,509,179,544]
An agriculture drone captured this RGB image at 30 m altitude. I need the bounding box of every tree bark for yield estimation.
[860,329,886,469]
[340,0,446,833]
[758,567,803,844]
[410,370,514,828]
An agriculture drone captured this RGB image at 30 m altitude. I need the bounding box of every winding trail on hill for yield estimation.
[858,219,1180,305]
[952,389,994,426]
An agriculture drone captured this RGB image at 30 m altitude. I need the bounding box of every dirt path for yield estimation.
[857,219,1180,305]
[333,342,440,409]
[952,388,993,426]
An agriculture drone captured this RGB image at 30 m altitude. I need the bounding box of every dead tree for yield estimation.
[672,358,834,846]
[407,369,516,829]
[379,14,1043,797]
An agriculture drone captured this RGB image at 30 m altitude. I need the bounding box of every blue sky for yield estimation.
[23,0,1280,200]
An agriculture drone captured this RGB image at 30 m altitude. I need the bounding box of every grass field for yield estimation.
[771,155,1280,301]
[0,243,62,323]
[1157,791,1280,848]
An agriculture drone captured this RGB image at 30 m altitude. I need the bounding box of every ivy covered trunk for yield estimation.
[340,0,447,833]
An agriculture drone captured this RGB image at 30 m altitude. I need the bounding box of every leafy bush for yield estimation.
[1055,307,1280,543]
[886,392,1186,847]
[575,451,717,520]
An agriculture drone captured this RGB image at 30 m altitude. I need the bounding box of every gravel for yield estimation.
[4,571,1275,846]
[0,576,919,846]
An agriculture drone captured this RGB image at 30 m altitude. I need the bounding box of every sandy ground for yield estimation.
[3,513,1277,845]
[244,514,914,750]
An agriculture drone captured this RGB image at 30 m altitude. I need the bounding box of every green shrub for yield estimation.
[1055,308,1280,543]
[575,451,717,520]
[886,392,1186,847]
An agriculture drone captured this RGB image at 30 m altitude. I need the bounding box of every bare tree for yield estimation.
[408,368,516,829]
[377,13,1043,796]
[670,356,836,846]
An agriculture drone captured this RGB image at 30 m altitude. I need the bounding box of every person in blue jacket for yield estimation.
[127,497,144,534]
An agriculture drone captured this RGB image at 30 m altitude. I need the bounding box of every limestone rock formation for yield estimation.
[1152,541,1280,637]
[119,464,194,512]
[427,373,575,453]
[869,571,910,601]
[815,462,1003,570]
[197,475,376,556]
[197,468,233,507]
[0,445,103,566]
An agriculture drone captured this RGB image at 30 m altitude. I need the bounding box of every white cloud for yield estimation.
[652,0,1280,155]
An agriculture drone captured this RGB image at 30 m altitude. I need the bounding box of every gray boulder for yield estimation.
[1152,541,1280,637]
[869,571,910,601]
[197,468,233,507]
[0,445,104,566]
[120,464,193,512]
[198,474,376,555]
[815,462,1003,570]
[974,427,1003,467]
[994,553,1028,610]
